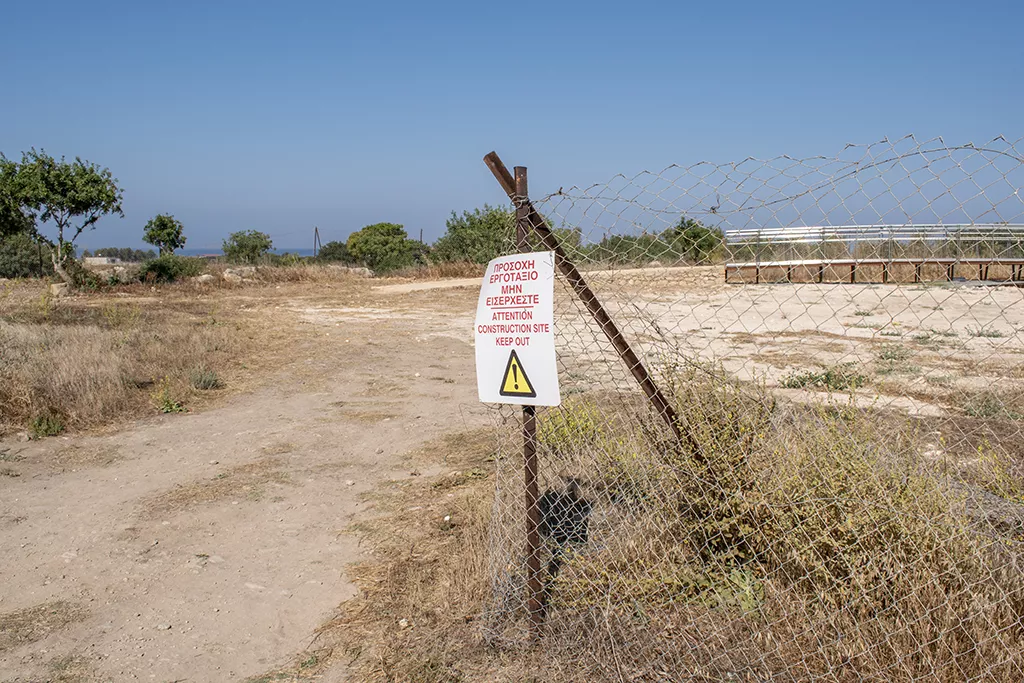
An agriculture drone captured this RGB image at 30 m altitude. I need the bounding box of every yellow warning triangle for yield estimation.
[499,350,537,398]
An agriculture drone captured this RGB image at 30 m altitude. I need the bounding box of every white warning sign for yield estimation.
[475,251,560,406]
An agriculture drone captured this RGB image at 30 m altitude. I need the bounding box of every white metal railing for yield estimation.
[725,223,1024,244]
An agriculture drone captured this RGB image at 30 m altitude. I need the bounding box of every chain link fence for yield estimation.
[482,136,1024,681]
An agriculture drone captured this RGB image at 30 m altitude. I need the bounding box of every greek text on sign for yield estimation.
[475,252,560,406]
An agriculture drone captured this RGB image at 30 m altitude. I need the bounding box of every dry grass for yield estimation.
[139,457,290,519]
[148,260,480,285]
[266,383,1024,682]
[43,654,97,682]
[509,371,1024,682]
[248,263,375,284]
[50,444,122,469]
[0,267,460,438]
[0,601,89,653]
[0,281,290,437]
[247,428,502,682]
[389,261,485,280]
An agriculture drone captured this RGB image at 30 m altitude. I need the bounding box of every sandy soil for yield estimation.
[0,285,484,682]
[552,268,1024,416]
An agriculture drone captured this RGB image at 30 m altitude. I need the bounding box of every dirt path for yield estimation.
[374,277,481,294]
[0,288,483,681]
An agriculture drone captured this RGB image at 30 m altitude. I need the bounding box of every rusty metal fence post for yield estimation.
[513,166,545,638]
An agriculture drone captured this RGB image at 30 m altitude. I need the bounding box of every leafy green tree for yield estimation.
[0,158,34,239]
[432,205,513,263]
[5,150,124,284]
[0,233,52,278]
[663,216,725,263]
[316,240,352,263]
[222,230,273,264]
[346,222,420,272]
[143,214,186,255]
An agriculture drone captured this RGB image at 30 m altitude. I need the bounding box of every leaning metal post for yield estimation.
[484,152,692,453]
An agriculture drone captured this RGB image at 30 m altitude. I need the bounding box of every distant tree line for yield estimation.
[1,146,729,282]
[313,208,725,273]
[309,206,723,274]
[7,145,1022,285]
[82,247,157,262]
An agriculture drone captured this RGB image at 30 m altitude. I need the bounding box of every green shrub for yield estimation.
[781,363,866,390]
[539,399,604,456]
[560,369,998,623]
[30,412,65,438]
[100,302,141,329]
[190,367,222,390]
[222,230,273,264]
[316,241,352,263]
[138,255,205,283]
[432,205,513,264]
[346,223,424,273]
[874,343,918,375]
[876,343,911,362]
[963,390,1022,420]
[661,217,725,263]
[151,377,186,413]
[70,262,106,290]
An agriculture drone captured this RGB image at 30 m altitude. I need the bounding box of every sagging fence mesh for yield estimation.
[482,136,1024,681]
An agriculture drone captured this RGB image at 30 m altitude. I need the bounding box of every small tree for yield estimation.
[663,216,725,263]
[432,205,513,263]
[8,149,124,283]
[0,233,52,278]
[316,240,352,263]
[346,222,418,272]
[222,230,273,264]
[143,214,186,255]
[0,158,34,239]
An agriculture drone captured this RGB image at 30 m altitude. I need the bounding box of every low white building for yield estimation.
[83,256,121,266]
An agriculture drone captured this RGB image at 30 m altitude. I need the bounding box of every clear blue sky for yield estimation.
[3,0,1021,250]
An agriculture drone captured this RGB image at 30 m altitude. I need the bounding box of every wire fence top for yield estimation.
[536,135,1024,244]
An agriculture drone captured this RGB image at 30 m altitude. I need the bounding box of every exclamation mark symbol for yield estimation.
[513,364,519,390]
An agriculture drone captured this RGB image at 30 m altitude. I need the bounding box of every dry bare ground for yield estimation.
[0,274,487,681]
[2,266,1022,681]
